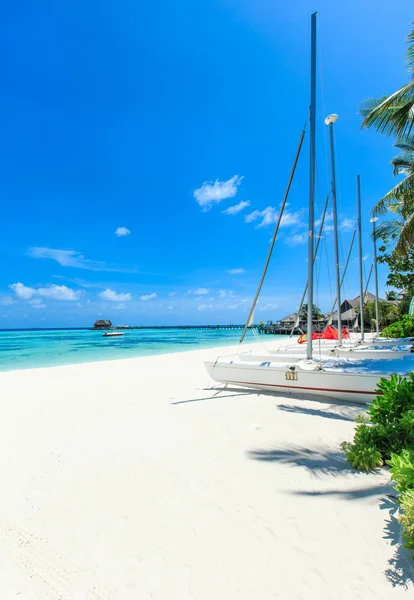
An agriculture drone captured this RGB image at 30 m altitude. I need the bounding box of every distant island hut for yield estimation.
[93,320,113,330]
[279,313,298,326]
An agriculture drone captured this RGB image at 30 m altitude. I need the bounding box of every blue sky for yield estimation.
[0,0,413,327]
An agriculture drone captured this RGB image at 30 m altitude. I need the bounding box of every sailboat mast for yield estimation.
[357,175,364,341]
[371,218,380,337]
[306,12,317,361]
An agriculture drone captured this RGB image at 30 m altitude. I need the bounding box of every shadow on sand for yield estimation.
[248,445,352,477]
[277,401,363,422]
[249,444,414,588]
[381,495,414,589]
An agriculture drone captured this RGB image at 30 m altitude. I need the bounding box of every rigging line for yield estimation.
[329,228,357,315]
[239,125,307,344]
[290,195,329,336]
[364,264,374,297]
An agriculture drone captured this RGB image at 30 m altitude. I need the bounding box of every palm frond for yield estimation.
[406,25,414,73]
[374,219,402,240]
[371,196,390,217]
[395,211,414,255]
[361,80,414,138]
[372,172,414,216]
[394,136,414,151]
[391,150,414,176]
[359,96,390,119]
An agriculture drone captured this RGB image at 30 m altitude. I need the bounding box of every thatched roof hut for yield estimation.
[93,320,113,330]
[279,313,298,324]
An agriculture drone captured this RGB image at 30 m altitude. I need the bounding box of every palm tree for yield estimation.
[360,25,414,140]
[360,24,414,255]
[362,301,399,328]
[385,290,399,301]
[300,303,324,322]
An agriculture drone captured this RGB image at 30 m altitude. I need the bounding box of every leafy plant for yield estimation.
[382,315,414,338]
[363,301,399,328]
[387,447,414,494]
[399,490,414,553]
[341,431,383,471]
[341,374,414,470]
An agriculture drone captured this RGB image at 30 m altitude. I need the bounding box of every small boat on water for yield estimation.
[102,332,124,337]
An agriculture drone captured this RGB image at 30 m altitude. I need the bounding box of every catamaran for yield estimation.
[204,13,411,403]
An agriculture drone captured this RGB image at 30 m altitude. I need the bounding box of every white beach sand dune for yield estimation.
[0,341,412,599]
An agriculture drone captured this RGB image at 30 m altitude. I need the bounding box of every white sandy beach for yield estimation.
[0,339,412,599]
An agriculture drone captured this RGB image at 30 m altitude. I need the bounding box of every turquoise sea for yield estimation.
[0,328,275,372]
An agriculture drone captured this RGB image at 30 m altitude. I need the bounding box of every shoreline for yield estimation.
[0,338,269,375]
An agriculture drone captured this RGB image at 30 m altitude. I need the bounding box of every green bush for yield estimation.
[342,373,414,558]
[387,447,414,494]
[399,490,414,554]
[381,315,414,338]
[341,374,414,470]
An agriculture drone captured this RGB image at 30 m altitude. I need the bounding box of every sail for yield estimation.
[247,311,255,327]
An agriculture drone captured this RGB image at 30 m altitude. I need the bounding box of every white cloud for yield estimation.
[226,268,245,275]
[260,303,279,311]
[115,227,131,237]
[222,200,251,216]
[168,292,176,297]
[340,218,356,231]
[245,207,302,229]
[227,302,245,310]
[140,292,157,301]
[217,289,236,298]
[193,288,209,295]
[37,285,82,301]
[113,303,126,310]
[28,247,137,273]
[286,233,307,246]
[30,300,47,309]
[99,289,132,302]
[10,282,36,300]
[166,305,174,310]
[10,282,81,301]
[193,175,243,211]
[0,296,16,306]
[281,211,303,228]
[197,304,213,311]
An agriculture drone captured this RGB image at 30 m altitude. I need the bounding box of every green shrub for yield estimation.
[341,374,414,470]
[399,490,414,554]
[382,315,414,338]
[387,447,414,494]
[341,434,383,470]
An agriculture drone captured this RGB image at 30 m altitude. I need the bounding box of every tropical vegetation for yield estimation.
[362,300,399,329]
[341,375,414,555]
[299,303,324,322]
[360,22,414,299]
[350,22,414,557]
[382,314,414,338]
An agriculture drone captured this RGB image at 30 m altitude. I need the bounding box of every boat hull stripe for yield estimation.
[224,380,376,395]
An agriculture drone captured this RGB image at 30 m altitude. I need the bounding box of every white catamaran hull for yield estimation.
[372,337,414,347]
[272,343,413,360]
[205,359,394,404]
